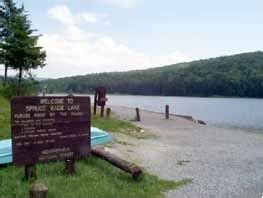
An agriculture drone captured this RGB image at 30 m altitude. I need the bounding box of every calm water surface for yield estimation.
[105,95,263,131]
[50,94,263,131]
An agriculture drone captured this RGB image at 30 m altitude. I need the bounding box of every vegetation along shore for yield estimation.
[42,51,263,98]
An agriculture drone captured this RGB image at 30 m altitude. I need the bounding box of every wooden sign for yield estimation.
[93,87,108,117]
[96,87,107,106]
[11,96,91,166]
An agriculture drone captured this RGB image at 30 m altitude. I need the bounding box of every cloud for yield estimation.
[48,5,109,25]
[48,5,75,26]
[35,5,190,78]
[99,0,137,8]
[77,13,98,24]
[37,26,150,77]
[77,12,111,26]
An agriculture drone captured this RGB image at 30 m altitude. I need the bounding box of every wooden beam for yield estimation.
[165,105,169,119]
[25,164,37,181]
[106,108,111,117]
[135,108,141,121]
[93,92,98,115]
[92,147,142,180]
[64,159,76,175]
[100,105,105,117]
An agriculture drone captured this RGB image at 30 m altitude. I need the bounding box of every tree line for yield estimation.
[42,51,263,98]
[0,0,45,95]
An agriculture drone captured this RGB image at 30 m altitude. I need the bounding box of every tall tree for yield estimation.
[0,0,46,95]
[0,0,21,86]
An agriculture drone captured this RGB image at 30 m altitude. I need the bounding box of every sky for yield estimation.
[2,0,263,78]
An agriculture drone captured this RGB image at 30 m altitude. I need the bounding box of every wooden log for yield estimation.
[135,108,141,121]
[106,108,111,117]
[92,147,142,180]
[165,105,169,119]
[64,159,75,175]
[29,182,48,198]
[25,164,37,181]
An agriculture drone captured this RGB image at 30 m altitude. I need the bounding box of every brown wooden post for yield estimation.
[165,105,169,119]
[29,183,48,198]
[64,159,76,175]
[106,108,111,117]
[135,108,140,121]
[25,164,37,181]
[93,92,97,115]
[100,105,105,117]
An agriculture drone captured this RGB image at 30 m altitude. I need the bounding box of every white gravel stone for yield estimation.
[109,106,263,198]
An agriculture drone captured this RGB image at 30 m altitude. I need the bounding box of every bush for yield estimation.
[0,77,39,99]
[0,83,17,99]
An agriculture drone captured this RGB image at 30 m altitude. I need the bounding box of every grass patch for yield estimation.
[0,96,11,140]
[92,115,154,139]
[92,114,137,132]
[0,157,192,198]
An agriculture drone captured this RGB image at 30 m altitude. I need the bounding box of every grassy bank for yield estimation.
[0,96,10,139]
[0,95,191,197]
[0,158,192,198]
[92,115,153,139]
[92,113,137,132]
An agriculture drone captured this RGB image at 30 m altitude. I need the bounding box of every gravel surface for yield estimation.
[108,106,263,198]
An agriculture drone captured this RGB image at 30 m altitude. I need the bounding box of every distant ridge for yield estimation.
[42,51,263,98]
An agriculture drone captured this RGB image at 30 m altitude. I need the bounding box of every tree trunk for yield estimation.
[17,66,22,96]
[3,65,8,87]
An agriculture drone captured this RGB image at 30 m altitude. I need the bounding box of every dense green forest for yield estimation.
[41,51,263,98]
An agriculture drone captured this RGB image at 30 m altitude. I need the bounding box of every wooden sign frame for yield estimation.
[11,96,91,166]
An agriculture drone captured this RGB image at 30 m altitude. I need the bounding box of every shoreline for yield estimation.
[108,104,263,132]
[46,93,263,131]
[45,93,263,100]
[107,106,263,198]
[108,104,207,125]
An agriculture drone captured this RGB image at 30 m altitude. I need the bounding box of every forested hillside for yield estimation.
[41,51,263,98]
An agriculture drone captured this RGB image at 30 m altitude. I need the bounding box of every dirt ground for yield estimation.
[105,106,263,198]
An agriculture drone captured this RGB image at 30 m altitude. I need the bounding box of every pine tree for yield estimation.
[0,0,22,86]
[0,0,46,95]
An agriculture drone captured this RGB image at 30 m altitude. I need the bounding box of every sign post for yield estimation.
[25,164,37,181]
[11,96,91,179]
[93,87,107,117]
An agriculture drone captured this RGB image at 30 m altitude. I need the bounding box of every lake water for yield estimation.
[48,94,263,131]
[104,95,263,131]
